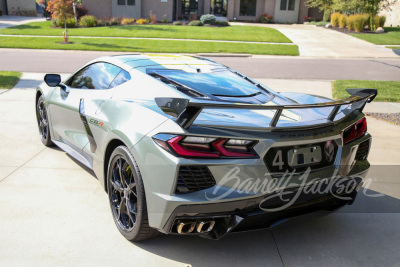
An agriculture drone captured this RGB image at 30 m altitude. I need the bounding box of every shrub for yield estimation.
[215,21,230,27]
[331,12,340,27]
[136,18,148,24]
[347,14,365,32]
[304,16,313,22]
[374,15,386,28]
[121,18,135,25]
[362,14,371,29]
[97,19,108,27]
[75,4,88,19]
[109,17,121,25]
[188,20,203,26]
[79,15,97,27]
[338,14,347,28]
[200,14,216,25]
[346,15,354,31]
[52,17,76,28]
[257,13,273,23]
[161,14,168,23]
[173,21,182,25]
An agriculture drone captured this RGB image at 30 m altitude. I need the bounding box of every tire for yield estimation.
[107,146,159,241]
[36,95,54,147]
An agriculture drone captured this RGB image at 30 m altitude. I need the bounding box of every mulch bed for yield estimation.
[366,112,400,125]
[321,26,387,35]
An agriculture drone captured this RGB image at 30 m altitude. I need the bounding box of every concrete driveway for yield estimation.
[0,15,46,29]
[0,74,399,266]
[232,23,398,58]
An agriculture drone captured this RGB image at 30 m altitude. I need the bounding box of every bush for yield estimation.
[52,17,76,28]
[331,12,340,27]
[200,14,216,25]
[347,14,365,32]
[75,4,88,19]
[188,20,203,26]
[215,21,230,27]
[136,18,148,24]
[374,15,386,28]
[161,14,168,23]
[79,15,97,27]
[338,14,347,28]
[257,13,273,23]
[121,18,135,25]
[109,17,121,25]
[173,21,182,25]
[97,19,108,27]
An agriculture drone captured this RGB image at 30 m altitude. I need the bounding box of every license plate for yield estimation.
[264,141,337,173]
[287,146,322,167]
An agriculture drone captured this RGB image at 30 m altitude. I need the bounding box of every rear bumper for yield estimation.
[160,174,365,239]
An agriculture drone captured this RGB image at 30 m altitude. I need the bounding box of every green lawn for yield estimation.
[387,46,400,49]
[0,21,292,43]
[0,36,299,55]
[350,27,400,45]
[332,80,400,102]
[0,71,22,89]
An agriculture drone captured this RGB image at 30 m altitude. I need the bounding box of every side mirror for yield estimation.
[44,74,61,87]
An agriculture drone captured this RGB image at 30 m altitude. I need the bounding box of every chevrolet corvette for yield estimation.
[36,54,377,241]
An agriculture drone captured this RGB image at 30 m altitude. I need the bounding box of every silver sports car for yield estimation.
[36,54,377,241]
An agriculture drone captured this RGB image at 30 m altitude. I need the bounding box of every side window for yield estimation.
[109,70,131,88]
[69,62,121,90]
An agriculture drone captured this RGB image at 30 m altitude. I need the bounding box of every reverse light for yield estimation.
[152,135,258,158]
[343,117,367,144]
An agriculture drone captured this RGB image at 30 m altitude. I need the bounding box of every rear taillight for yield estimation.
[343,117,367,144]
[153,135,258,158]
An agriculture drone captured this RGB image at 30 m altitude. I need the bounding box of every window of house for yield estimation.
[280,0,296,11]
[288,0,295,10]
[118,0,125,5]
[127,0,135,5]
[239,0,256,16]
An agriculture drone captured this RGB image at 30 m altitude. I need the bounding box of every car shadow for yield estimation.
[48,146,97,179]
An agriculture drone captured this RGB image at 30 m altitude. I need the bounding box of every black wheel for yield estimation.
[107,146,158,241]
[36,95,54,147]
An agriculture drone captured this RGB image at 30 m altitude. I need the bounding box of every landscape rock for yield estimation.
[325,23,332,28]
[376,27,385,33]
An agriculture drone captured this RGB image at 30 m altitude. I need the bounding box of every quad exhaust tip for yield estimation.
[197,221,215,233]
[176,220,215,234]
[177,222,196,234]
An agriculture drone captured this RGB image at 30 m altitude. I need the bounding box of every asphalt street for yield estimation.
[0,48,399,80]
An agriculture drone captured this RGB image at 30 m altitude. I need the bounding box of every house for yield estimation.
[379,0,400,27]
[0,0,37,17]
[82,0,322,23]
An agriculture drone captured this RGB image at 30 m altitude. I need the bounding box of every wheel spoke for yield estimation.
[118,197,126,220]
[111,176,123,193]
[127,182,136,192]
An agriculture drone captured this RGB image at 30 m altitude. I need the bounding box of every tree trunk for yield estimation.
[323,10,331,22]
[73,2,77,24]
[64,20,68,43]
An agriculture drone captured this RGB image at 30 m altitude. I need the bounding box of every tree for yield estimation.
[46,0,74,43]
[307,0,334,21]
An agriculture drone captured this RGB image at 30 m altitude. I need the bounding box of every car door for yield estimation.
[48,62,121,152]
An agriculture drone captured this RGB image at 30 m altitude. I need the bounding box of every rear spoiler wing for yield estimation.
[155,88,377,129]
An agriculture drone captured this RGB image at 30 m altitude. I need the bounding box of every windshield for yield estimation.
[154,70,263,97]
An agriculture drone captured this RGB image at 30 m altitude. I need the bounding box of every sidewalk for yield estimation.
[0,15,45,29]
[232,22,398,58]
